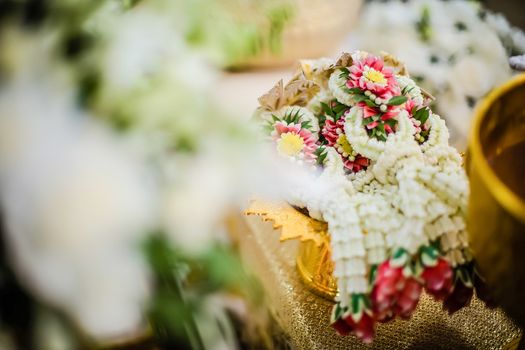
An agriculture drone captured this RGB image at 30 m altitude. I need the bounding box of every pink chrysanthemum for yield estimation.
[272,121,317,161]
[322,118,369,172]
[347,55,400,99]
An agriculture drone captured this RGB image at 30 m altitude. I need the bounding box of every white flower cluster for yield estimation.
[345,0,525,148]
[328,69,359,107]
[281,53,471,304]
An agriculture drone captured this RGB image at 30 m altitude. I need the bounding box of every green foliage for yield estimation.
[413,106,430,125]
[180,0,296,67]
[455,263,474,288]
[265,108,311,134]
[364,116,397,142]
[401,85,416,96]
[314,146,328,166]
[320,100,350,121]
[339,67,350,80]
[416,5,432,42]
[387,95,408,106]
[368,264,378,286]
[267,4,294,54]
[143,234,263,348]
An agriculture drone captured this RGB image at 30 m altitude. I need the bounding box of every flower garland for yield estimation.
[256,51,492,343]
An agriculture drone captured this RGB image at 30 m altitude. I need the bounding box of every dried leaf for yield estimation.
[244,200,327,246]
[335,52,354,68]
[258,79,284,111]
[420,87,436,102]
[381,51,409,76]
[283,79,320,107]
[298,60,313,80]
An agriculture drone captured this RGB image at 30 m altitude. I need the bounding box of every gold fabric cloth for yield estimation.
[233,215,522,349]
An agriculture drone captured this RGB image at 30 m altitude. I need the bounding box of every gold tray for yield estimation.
[241,201,521,349]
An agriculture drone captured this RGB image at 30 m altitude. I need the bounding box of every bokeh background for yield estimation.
[0,1,523,349]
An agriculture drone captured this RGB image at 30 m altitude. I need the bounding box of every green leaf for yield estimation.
[385,118,397,128]
[332,303,345,321]
[350,294,366,318]
[314,146,328,166]
[352,94,368,103]
[413,107,430,125]
[333,103,348,113]
[421,252,437,267]
[402,86,416,95]
[391,248,408,267]
[320,102,332,117]
[457,267,474,288]
[362,295,371,310]
[335,109,347,119]
[339,67,350,79]
[365,99,377,108]
[387,95,408,106]
[419,109,430,125]
[368,265,378,286]
[281,109,304,125]
[346,87,362,94]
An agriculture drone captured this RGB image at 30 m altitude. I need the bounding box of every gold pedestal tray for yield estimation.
[234,203,521,349]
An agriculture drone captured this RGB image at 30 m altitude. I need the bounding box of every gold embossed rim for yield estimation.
[469,73,525,224]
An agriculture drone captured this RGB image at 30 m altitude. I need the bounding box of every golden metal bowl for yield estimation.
[296,230,338,300]
[467,73,525,328]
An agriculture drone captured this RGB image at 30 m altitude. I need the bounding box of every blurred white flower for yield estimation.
[0,69,158,339]
[162,133,300,255]
[0,3,304,344]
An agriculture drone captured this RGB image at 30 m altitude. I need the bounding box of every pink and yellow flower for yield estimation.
[272,121,317,161]
[322,117,369,172]
[347,56,400,99]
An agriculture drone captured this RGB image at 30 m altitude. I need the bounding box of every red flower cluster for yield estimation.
[331,254,489,343]
[422,258,454,300]
[322,117,345,145]
[332,311,375,344]
[371,261,422,322]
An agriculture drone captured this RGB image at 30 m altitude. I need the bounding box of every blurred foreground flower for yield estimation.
[0,1,298,348]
